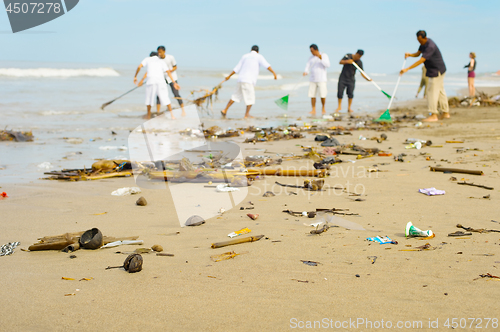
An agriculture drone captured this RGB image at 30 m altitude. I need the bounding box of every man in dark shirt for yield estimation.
[335,50,371,114]
[400,30,449,122]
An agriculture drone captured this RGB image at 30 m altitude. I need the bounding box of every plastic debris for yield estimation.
[419,188,445,196]
[367,236,397,244]
[111,187,141,196]
[0,242,20,256]
[216,184,240,192]
[101,240,144,248]
[228,227,252,238]
[405,222,434,237]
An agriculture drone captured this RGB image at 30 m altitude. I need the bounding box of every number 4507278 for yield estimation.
[6,3,62,14]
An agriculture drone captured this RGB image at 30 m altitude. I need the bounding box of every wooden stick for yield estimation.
[430,167,483,175]
[457,181,493,190]
[211,235,264,249]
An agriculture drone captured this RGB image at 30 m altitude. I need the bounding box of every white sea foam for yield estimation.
[39,110,83,116]
[0,68,120,77]
[222,73,283,80]
[280,82,309,90]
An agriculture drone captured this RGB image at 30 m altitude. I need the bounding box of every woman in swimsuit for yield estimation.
[465,52,476,102]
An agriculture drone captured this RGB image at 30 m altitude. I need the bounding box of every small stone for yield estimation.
[151,245,163,252]
[355,274,360,278]
[136,197,147,206]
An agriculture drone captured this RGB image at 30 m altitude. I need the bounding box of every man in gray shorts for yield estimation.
[157,45,186,116]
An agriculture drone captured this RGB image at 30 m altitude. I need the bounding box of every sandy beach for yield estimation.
[1,92,499,331]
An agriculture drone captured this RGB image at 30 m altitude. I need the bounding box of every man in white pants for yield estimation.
[303,44,330,115]
[133,52,180,119]
[221,45,277,119]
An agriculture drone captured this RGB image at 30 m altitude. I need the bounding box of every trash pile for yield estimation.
[449,91,500,107]
[0,129,34,142]
[44,159,132,181]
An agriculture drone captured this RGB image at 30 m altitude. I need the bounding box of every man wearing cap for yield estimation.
[133,52,180,119]
[400,30,449,122]
[221,45,278,119]
[303,44,330,116]
[335,50,371,114]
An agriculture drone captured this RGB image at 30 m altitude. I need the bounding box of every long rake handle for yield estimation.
[387,59,407,110]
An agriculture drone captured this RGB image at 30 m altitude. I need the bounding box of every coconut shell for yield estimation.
[185,215,205,226]
[123,253,143,273]
[79,228,103,249]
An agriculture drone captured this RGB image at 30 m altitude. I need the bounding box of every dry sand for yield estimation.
[1,100,499,331]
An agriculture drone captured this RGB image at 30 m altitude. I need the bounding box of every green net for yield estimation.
[274,94,289,111]
[374,109,392,122]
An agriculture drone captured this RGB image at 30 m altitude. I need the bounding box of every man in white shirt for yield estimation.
[303,44,330,115]
[156,46,186,116]
[133,52,180,119]
[221,45,277,119]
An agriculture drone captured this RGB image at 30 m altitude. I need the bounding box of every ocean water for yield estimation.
[1,60,499,183]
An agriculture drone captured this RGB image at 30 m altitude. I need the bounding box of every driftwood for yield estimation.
[211,235,264,249]
[430,167,483,176]
[456,224,500,234]
[29,232,139,251]
[457,181,493,190]
[310,224,329,234]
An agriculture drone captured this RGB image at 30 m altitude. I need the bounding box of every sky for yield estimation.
[1,0,499,74]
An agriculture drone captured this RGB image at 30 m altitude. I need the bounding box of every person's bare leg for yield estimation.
[221,100,234,117]
[348,98,354,113]
[321,98,326,114]
[468,77,475,108]
[335,98,342,113]
[181,104,186,116]
[144,105,152,119]
[156,103,161,114]
[244,105,253,119]
[167,104,175,119]
[309,98,316,115]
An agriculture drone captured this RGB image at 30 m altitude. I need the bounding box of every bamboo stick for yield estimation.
[429,167,483,175]
[211,235,264,249]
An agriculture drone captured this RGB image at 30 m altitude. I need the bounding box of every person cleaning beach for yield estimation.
[465,52,476,107]
[303,44,330,116]
[156,45,186,116]
[134,51,180,120]
[335,50,371,115]
[400,30,449,122]
[221,45,277,119]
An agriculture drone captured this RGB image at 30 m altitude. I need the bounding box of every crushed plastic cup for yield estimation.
[405,221,433,237]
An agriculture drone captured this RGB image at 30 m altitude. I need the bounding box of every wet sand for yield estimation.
[1,99,499,331]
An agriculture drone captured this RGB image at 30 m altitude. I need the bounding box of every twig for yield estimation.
[458,181,493,190]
